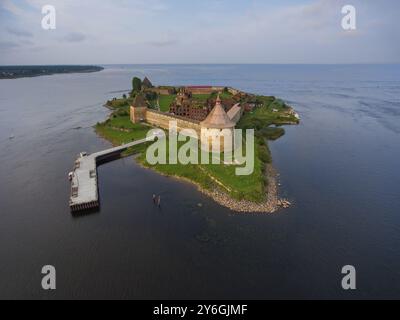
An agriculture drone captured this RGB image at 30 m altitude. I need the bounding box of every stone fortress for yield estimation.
[130,78,248,152]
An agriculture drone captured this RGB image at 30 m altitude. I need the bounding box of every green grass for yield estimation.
[238,98,299,132]
[256,95,276,107]
[200,148,264,202]
[106,98,132,109]
[259,127,285,140]
[136,138,266,202]
[219,91,233,99]
[158,94,176,112]
[96,92,298,203]
[95,125,147,145]
[192,91,232,102]
[192,94,211,102]
[95,115,149,145]
[105,114,137,129]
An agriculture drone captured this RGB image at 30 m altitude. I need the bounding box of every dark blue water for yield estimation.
[0,65,399,299]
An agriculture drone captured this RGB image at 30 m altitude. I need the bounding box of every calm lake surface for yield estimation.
[0,65,399,299]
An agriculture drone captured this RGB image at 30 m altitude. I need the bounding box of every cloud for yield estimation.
[6,28,33,38]
[63,32,87,43]
[19,39,35,46]
[1,0,26,16]
[0,41,19,50]
[145,39,178,47]
[0,0,399,64]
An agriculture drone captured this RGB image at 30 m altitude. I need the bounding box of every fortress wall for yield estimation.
[211,86,226,92]
[147,88,173,95]
[146,110,201,136]
[227,87,240,95]
[186,86,240,95]
[147,86,240,96]
[147,86,240,95]
[227,106,243,124]
[186,87,223,95]
[186,87,213,95]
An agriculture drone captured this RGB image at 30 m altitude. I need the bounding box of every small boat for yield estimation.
[9,134,15,140]
[68,172,74,181]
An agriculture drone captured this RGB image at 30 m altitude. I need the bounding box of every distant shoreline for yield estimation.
[0,65,104,79]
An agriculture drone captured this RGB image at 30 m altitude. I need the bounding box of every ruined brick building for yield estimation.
[130,92,244,152]
[169,87,239,121]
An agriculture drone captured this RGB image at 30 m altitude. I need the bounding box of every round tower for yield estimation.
[200,95,236,153]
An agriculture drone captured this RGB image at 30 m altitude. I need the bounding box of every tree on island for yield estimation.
[132,77,142,93]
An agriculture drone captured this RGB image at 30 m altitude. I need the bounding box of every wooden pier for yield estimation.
[69,136,156,212]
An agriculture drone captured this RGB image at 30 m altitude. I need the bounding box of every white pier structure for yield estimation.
[69,135,157,212]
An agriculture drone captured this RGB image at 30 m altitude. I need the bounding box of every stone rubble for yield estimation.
[199,164,292,214]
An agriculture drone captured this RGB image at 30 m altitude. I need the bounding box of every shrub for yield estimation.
[132,77,142,92]
[261,127,285,140]
[258,145,271,164]
[145,91,157,101]
[116,109,129,116]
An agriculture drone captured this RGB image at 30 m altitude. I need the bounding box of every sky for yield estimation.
[0,0,399,65]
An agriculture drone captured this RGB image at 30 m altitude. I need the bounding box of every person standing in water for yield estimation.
[152,194,156,204]
[157,195,161,208]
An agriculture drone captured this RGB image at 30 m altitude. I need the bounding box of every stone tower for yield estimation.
[130,94,148,123]
[142,77,153,89]
[200,95,236,153]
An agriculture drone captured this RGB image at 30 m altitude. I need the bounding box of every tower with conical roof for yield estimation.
[130,93,148,123]
[142,77,153,89]
[200,94,236,153]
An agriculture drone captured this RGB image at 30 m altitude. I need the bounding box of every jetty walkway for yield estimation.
[69,135,156,212]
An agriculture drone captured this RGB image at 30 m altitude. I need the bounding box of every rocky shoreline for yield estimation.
[199,164,291,213]
[96,132,292,214]
[137,158,291,213]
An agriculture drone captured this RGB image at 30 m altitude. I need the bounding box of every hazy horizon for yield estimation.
[2,63,400,67]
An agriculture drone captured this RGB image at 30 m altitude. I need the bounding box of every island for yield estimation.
[0,65,104,79]
[94,77,300,213]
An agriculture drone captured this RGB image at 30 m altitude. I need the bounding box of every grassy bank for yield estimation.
[95,115,148,144]
[96,114,265,202]
[135,138,265,202]
[96,89,298,204]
